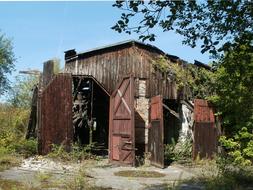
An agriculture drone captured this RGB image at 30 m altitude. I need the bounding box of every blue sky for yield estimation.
[0,1,212,87]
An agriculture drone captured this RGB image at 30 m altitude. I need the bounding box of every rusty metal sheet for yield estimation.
[193,99,218,159]
[148,95,164,168]
[39,74,73,155]
[109,75,135,166]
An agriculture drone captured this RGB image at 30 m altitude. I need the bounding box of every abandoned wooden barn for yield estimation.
[34,40,218,168]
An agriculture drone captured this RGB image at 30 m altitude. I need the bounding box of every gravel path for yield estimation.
[0,157,201,190]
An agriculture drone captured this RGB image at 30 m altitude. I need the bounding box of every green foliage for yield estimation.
[0,106,30,148]
[0,104,37,170]
[174,168,253,190]
[164,140,177,164]
[0,152,21,171]
[112,1,252,57]
[114,170,165,178]
[8,139,37,158]
[48,143,98,162]
[219,127,253,167]
[187,65,215,99]
[164,138,192,164]
[0,32,16,95]
[8,75,39,109]
[209,44,253,134]
[152,55,215,99]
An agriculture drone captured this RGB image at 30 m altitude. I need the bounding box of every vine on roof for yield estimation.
[152,55,215,99]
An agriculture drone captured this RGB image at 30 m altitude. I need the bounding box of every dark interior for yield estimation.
[163,99,181,144]
[134,111,146,165]
[163,99,181,165]
[72,76,110,155]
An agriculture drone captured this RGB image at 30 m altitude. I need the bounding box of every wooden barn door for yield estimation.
[193,99,218,159]
[39,74,73,155]
[109,76,135,166]
[148,95,164,168]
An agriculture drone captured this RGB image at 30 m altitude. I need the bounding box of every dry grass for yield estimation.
[0,178,39,190]
[0,154,21,172]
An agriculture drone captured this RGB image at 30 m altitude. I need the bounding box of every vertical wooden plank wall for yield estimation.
[39,74,73,155]
[65,45,178,99]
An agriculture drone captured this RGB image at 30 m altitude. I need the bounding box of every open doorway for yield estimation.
[72,75,110,155]
[148,96,181,168]
[163,99,181,165]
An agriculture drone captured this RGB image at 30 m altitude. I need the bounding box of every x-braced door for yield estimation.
[109,76,135,166]
[148,95,164,168]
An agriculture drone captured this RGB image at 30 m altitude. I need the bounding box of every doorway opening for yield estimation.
[72,75,110,155]
[163,99,181,165]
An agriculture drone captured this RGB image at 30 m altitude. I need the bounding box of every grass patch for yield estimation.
[114,170,166,178]
[0,178,25,190]
[0,154,21,171]
[47,143,102,163]
[0,178,39,190]
[169,165,253,190]
[1,169,112,190]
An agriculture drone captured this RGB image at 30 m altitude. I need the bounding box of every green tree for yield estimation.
[0,32,16,95]
[210,43,253,134]
[8,75,39,109]
[112,1,252,57]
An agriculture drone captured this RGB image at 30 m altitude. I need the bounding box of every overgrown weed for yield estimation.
[0,105,37,170]
[47,143,102,163]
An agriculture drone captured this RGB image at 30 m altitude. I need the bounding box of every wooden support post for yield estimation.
[42,59,60,87]
[89,80,94,145]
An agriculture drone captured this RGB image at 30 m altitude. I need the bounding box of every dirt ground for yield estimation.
[0,156,205,190]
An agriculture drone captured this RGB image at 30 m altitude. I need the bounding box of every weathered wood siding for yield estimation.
[65,45,177,99]
[38,74,73,155]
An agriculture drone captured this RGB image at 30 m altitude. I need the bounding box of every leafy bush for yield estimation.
[164,138,192,164]
[221,130,253,167]
[8,139,37,157]
[0,104,38,171]
[0,106,29,145]
[219,127,253,167]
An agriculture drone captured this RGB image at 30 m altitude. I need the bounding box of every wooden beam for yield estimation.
[162,103,180,119]
[180,100,194,112]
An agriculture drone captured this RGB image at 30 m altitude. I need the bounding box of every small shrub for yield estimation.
[8,139,37,157]
[219,127,253,167]
[35,171,53,183]
[0,105,35,170]
[164,138,192,164]
[164,140,176,164]
[47,144,71,161]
